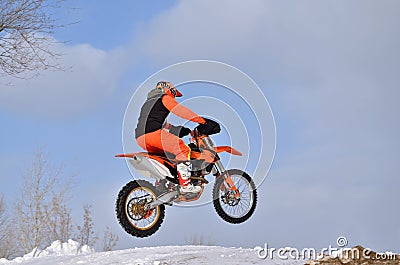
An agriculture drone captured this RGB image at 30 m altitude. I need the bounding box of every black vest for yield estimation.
[135,95,170,138]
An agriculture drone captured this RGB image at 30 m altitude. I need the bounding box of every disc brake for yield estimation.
[221,191,241,206]
[127,195,155,220]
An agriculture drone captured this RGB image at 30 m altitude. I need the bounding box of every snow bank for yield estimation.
[1,243,303,264]
[1,240,94,264]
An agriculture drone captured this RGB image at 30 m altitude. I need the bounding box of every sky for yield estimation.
[1,0,399,254]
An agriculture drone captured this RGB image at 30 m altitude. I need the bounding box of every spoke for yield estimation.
[218,174,254,218]
[126,187,159,229]
[235,178,244,191]
[238,201,247,212]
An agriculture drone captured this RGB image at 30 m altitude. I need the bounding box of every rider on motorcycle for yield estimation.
[135,81,205,193]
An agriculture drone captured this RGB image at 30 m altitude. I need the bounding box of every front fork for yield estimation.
[214,160,240,198]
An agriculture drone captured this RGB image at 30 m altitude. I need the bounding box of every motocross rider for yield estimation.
[135,81,206,194]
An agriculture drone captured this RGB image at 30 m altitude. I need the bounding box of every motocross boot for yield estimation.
[177,161,201,194]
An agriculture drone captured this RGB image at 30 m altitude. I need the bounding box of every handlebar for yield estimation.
[190,128,198,138]
[193,118,221,136]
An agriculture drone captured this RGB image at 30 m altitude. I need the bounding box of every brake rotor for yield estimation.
[127,198,150,220]
[222,191,240,206]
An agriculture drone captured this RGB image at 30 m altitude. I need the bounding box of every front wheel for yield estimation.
[213,169,257,224]
[116,180,165,238]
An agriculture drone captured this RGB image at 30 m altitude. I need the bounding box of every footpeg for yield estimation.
[190,176,209,184]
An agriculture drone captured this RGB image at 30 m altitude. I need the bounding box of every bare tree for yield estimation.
[0,196,18,259]
[75,204,98,247]
[184,233,214,246]
[44,196,73,243]
[102,226,119,252]
[0,0,67,77]
[14,149,74,255]
[0,196,6,239]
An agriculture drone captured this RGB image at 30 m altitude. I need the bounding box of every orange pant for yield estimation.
[136,129,190,161]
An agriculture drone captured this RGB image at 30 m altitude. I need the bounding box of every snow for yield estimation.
[0,240,94,264]
[0,240,304,265]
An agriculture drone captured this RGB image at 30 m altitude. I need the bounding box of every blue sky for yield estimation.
[1,0,399,253]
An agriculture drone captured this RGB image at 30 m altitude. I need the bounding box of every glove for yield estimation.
[170,125,191,138]
[178,126,191,138]
[195,118,221,135]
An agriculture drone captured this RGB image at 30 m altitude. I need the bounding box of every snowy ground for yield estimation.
[0,240,306,265]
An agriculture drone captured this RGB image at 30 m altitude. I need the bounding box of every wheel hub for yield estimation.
[222,191,240,206]
[128,198,151,220]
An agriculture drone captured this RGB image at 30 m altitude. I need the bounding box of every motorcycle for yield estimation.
[115,119,257,237]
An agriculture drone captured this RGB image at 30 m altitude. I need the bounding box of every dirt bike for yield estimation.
[115,119,257,237]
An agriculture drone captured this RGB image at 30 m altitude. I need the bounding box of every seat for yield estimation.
[147,151,176,160]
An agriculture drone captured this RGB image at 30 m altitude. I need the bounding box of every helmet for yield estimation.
[156,81,182,97]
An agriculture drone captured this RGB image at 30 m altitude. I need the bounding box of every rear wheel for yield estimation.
[213,169,257,224]
[116,180,165,237]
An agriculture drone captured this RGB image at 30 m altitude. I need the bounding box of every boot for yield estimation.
[177,161,201,194]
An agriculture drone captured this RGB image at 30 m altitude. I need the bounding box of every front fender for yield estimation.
[213,146,242,156]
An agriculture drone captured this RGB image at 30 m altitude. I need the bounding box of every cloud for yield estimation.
[138,0,266,63]
[135,0,400,155]
[0,41,127,119]
[138,0,400,70]
[136,0,400,178]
